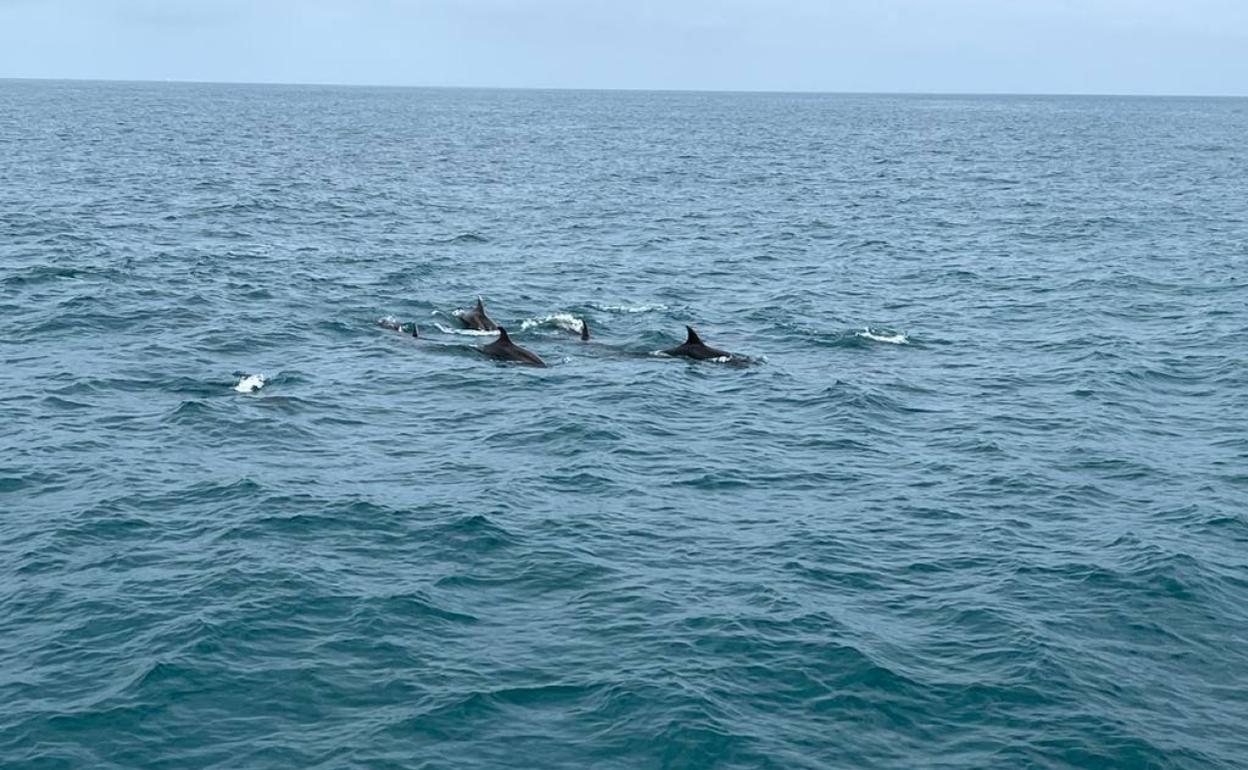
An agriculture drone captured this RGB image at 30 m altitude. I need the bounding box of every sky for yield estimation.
[1,0,1246,95]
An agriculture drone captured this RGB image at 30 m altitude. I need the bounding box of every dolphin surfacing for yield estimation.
[458,297,498,331]
[379,319,419,337]
[662,326,737,361]
[480,327,546,367]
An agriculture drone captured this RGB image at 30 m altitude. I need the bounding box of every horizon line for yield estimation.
[1,75,1245,100]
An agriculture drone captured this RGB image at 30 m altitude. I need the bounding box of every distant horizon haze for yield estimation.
[4,75,1248,100]
[1,0,1246,97]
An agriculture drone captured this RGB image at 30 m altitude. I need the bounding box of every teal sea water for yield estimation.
[2,80,1247,769]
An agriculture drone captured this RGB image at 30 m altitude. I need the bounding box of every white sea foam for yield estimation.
[595,303,667,313]
[520,313,585,334]
[433,322,498,336]
[857,328,909,345]
[234,373,266,393]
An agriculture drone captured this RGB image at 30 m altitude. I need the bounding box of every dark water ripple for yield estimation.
[2,81,1248,769]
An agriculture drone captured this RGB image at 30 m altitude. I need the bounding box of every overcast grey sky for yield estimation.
[1,0,1246,95]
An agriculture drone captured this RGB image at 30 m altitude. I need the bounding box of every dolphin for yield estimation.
[663,326,736,361]
[580,318,590,341]
[480,327,546,367]
[379,319,419,337]
[458,297,498,331]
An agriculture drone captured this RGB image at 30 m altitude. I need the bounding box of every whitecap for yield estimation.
[234,373,266,393]
[595,303,668,314]
[519,313,586,334]
[433,322,498,336]
[857,328,909,345]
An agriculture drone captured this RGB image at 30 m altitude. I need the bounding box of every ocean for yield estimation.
[2,80,1246,769]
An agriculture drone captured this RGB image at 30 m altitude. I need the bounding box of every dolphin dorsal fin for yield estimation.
[581,318,590,341]
[411,325,419,338]
[496,326,511,344]
[685,326,703,346]
[475,297,486,313]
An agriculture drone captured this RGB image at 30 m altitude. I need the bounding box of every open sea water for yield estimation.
[2,80,1247,770]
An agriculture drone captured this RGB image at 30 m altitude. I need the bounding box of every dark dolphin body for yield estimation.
[480,327,546,367]
[459,297,498,331]
[663,326,737,361]
[580,318,590,341]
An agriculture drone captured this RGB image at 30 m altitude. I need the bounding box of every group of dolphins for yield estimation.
[380,297,743,367]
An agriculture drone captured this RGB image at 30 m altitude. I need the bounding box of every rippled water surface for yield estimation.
[2,81,1247,769]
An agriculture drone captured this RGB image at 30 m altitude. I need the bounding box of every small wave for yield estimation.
[433,322,498,337]
[3,265,88,287]
[857,328,909,345]
[594,303,667,314]
[519,313,585,335]
[430,232,488,245]
[233,373,266,393]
